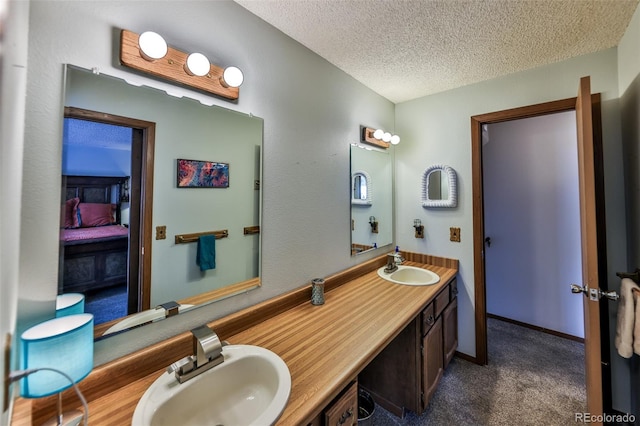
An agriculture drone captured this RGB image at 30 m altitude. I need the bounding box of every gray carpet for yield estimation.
[370,318,586,425]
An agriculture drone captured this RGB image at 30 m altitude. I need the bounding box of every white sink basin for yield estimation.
[102,305,194,336]
[132,345,291,426]
[377,265,440,286]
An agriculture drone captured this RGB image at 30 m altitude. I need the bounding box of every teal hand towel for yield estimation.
[196,235,216,271]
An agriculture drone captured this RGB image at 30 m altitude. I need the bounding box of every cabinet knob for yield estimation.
[427,314,434,325]
[337,407,353,425]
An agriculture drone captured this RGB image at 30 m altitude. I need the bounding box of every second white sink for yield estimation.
[377,265,440,286]
[132,345,291,426]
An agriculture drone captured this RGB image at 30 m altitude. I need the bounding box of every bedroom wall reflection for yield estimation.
[60,65,262,339]
[350,144,393,255]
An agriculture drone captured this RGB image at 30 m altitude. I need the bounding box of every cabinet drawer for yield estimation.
[325,380,358,426]
[422,302,436,335]
[434,286,450,318]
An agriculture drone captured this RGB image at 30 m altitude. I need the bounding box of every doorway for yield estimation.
[62,107,155,322]
[470,93,613,414]
[483,112,584,339]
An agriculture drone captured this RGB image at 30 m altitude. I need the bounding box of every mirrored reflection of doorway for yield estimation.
[60,109,155,327]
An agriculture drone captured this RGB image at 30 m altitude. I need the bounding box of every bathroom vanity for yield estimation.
[12,252,457,425]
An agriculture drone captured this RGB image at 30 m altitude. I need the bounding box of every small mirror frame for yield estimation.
[421,164,457,208]
[351,170,372,206]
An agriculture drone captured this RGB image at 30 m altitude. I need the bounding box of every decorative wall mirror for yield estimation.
[421,164,458,208]
[351,170,372,205]
[350,145,392,255]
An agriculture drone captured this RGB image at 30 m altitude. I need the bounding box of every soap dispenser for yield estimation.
[393,246,404,265]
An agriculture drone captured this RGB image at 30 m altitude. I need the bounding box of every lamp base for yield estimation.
[42,409,84,426]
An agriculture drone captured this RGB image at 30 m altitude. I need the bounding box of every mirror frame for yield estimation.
[351,170,372,205]
[421,164,458,208]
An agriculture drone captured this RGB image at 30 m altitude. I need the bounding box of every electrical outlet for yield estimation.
[156,226,167,240]
[450,227,461,242]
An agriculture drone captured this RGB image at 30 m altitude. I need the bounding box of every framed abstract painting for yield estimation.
[177,158,229,188]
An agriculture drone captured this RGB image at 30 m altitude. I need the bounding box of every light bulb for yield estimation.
[373,129,384,140]
[382,132,392,142]
[138,31,167,61]
[185,53,210,77]
[390,135,400,145]
[221,66,244,88]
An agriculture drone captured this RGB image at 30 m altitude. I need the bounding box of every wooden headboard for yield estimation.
[63,175,128,224]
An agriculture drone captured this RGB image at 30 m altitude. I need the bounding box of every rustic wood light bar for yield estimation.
[119,29,239,100]
[174,229,229,244]
[361,126,390,148]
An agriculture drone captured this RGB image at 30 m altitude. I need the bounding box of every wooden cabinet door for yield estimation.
[443,297,458,369]
[421,316,443,412]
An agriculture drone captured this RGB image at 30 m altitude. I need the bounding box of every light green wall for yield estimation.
[395,47,625,362]
[20,0,394,364]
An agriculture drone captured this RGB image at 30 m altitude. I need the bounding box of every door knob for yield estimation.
[484,237,491,247]
[570,284,587,294]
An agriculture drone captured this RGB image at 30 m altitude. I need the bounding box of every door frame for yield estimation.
[470,95,611,409]
[63,106,155,312]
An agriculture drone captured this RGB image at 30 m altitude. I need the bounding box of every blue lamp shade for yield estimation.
[20,313,94,398]
[56,293,85,317]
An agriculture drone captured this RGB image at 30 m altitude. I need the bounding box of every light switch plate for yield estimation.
[156,226,167,240]
[450,227,461,242]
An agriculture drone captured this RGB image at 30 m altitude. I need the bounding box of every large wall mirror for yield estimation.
[57,65,262,339]
[350,144,393,255]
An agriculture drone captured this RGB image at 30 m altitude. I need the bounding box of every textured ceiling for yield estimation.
[235,0,639,103]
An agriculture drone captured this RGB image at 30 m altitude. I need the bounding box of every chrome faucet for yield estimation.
[384,253,398,273]
[167,325,227,384]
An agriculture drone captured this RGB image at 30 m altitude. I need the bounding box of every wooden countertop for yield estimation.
[13,253,457,425]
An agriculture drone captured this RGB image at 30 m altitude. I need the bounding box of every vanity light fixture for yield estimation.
[184,52,211,77]
[120,29,241,100]
[361,126,400,149]
[414,219,424,239]
[221,66,244,88]
[138,31,168,61]
[369,216,379,234]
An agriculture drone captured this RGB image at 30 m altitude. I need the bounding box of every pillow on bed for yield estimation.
[78,203,116,227]
[64,197,80,228]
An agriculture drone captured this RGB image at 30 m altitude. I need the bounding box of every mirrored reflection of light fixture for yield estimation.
[18,314,94,425]
[221,66,244,88]
[184,52,211,76]
[414,219,424,239]
[138,31,168,61]
[369,216,379,234]
[56,293,85,317]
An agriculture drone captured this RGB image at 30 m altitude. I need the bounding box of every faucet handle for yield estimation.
[167,356,194,375]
